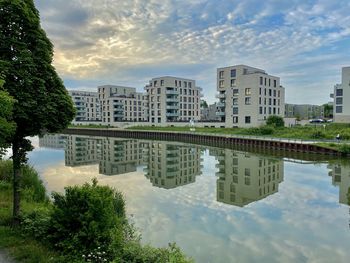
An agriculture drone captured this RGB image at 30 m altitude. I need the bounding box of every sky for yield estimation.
[34,0,350,105]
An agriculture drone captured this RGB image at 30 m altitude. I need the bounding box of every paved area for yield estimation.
[0,250,14,263]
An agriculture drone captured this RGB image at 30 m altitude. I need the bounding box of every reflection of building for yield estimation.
[65,135,102,167]
[39,134,67,149]
[100,138,147,175]
[328,163,350,205]
[214,149,284,207]
[144,142,202,189]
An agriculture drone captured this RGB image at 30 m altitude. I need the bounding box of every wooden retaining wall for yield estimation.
[62,128,342,156]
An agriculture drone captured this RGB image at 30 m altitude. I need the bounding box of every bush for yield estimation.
[243,126,274,136]
[49,179,126,261]
[266,115,284,128]
[310,130,326,139]
[21,208,52,240]
[339,144,350,155]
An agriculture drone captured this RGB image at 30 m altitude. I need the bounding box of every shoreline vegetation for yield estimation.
[68,123,350,155]
[0,160,193,263]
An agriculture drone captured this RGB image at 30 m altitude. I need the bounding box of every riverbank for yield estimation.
[63,127,350,156]
[0,160,193,263]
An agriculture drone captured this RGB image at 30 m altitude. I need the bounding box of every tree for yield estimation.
[200,99,208,109]
[0,79,16,157]
[266,115,285,128]
[323,103,333,119]
[0,0,75,223]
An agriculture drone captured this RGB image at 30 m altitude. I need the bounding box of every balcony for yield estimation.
[166,105,179,110]
[113,101,123,106]
[166,90,179,95]
[215,163,225,169]
[216,93,226,99]
[166,112,179,117]
[114,113,124,118]
[216,111,225,116]
[166,97,178,103]
[217,102,225,107]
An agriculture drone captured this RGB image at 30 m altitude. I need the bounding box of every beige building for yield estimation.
[285,104,324,120]
[216,65,285,127]
[69,90,101,122]
[214,149,284,207]
[201,103,220,121]
[144,141,202,189]
[39,134,67,149]
[145,76,202,125]
[98,85,149,124]
[332,67,350,123]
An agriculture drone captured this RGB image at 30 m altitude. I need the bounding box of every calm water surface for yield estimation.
[27,134,350,263]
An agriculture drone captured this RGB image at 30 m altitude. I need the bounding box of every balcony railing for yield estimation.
[216,93,226,99]
[216,111,225,116]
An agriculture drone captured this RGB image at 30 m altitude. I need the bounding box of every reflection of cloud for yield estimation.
[33,144,350,263]
[33,0,350,104]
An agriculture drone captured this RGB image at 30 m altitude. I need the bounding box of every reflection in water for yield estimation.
[213,148,284,207]
[328,163,350,205]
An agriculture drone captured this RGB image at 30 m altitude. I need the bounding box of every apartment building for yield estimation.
[285,104,324,120]
[145,76,201,125]
[69,90,101,122]
[328,163,350,205]
[216,65,285,128]
[214,149,284,207]
[332,67,350,123]
[144,141,202,189]
[201,103,220,121]
[39,134,67,149]
[98,85,149,124]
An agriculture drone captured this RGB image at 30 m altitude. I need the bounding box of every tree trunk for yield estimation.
[12,140,21,226]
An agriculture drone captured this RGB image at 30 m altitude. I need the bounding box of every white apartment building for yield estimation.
[328,163,350,205]
[332,67,350,123]
[69,90,101,122]
[145,76,202,125]
[98,85,149,124]
[216,65,285,128]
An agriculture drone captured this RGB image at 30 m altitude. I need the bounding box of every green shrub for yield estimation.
[266,115,284,128]
[310,130,326,139]
[339,144,350,155]
[21,208,52,240]
[49,179,126,260]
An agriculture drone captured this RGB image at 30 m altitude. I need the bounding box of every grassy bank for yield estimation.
[0,161,193,263]
[127,123,350,141]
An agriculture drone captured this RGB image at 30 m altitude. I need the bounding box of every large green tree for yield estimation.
[0,79,16,157]
[0,0,75,223]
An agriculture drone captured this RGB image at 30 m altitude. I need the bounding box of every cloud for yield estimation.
[34,0,350,103]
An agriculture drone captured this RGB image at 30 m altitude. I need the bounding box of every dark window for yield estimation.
[245,116,251,123]
[336,97,343,104]
[336,106,343,113]
[274,80,277,87]
[231,69,236,78]
[336,89,343,96]
[233,107,239,114]
[260,77,263,85]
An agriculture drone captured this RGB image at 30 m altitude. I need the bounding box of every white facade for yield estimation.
[98,85,149,125]
[216,65,285,128]
[145,76,201,125]
[333,67,350,123]
[69,90,101,122]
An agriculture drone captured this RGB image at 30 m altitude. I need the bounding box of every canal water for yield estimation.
[27,134,350,263]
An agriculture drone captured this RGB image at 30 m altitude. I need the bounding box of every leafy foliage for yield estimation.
[266,115,285,128]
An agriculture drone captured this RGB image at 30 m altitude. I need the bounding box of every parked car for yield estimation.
[309,119,324,123]
[327,119,333,123]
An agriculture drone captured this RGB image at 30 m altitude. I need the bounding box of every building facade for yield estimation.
[69,91,101,122]
[98,85,149,124]
[284,104,324,120]
[216,65,285,128]
[201,103,220,121]
[145,76,201,125]
[332,67,350,123]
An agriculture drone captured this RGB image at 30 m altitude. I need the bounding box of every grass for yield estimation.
[0,162,61,263]
[126,123,350,141]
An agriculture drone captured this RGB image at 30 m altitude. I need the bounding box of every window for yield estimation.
[243,68,248,74]
[157,88,161,94]
[233,107,239,114]
[233,98,238,105]
[230,79,236,87]
[274,80,277,87]
[245,97,251,105]
[336,89,343,96]
[231,69,236,77]
[175,80,177,86]
[160,80,164,86]
[260,77,263,85]
[233,89,239,96]
[245,88,251,96]
[336,97,343,104]
[154,80,157,87]
[219,80,224,88]
[259,107,263,114]
[245,116,251,123]
[233,116,238,123]
[219,71,224,79]
[336,106,343,113]
[245,168,250,176]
